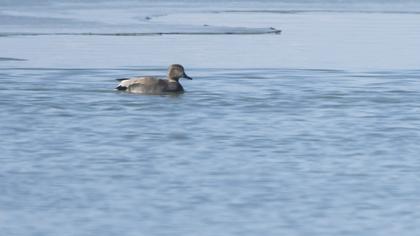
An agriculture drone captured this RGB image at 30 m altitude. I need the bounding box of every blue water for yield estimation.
[1,1,420,235]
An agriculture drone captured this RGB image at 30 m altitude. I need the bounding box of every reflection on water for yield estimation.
[1,67,420,235]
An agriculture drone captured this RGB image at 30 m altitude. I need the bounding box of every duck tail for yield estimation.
[115,85,127,90]
[116,78,130,81]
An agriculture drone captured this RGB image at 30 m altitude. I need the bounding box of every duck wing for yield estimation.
[116,77,160,91]
[116,77,168,94]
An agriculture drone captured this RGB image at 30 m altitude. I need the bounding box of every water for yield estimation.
[1,1,420,235]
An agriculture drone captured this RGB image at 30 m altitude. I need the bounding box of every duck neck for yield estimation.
[168,78,179,83]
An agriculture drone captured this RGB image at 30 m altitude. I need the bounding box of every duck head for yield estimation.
[168,64,192,81]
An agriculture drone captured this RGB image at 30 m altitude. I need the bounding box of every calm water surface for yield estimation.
[1,1,420,235]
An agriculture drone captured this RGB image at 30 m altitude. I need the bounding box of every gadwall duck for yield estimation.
[116,64,192,94]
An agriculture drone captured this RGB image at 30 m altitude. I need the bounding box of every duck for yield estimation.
[116,64,192,94]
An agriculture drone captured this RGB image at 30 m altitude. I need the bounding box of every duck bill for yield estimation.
[183,73,193,80]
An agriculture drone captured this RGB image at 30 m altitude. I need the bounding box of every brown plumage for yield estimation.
[116,64,192,94]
